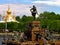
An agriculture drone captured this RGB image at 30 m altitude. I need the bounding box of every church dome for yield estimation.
[7,7,11,14]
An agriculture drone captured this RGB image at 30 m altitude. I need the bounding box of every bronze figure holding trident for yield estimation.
[30,5,38,20]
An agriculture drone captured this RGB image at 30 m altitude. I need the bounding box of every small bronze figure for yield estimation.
[30,5,38,20]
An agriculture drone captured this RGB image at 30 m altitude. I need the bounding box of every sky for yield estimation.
[0,0,60,17]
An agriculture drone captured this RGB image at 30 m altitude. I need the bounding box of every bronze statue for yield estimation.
[30,5,38,20]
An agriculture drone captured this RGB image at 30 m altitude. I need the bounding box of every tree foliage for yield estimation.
[39,11,60,33]
[0,11,60,33]
[0,23,5,29]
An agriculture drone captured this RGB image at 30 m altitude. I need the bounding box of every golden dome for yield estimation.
[7,7,11,14]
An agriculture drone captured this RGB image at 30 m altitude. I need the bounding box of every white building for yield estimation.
[0,6,18,23]
[3,7,16,22]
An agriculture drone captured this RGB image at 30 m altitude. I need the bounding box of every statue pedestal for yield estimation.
[31,21,45,45]
[31,21,40,41]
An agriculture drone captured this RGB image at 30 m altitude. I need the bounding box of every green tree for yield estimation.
[0,23,5,29]
[7,22,18,31]
[39,11,60,33]
[16,16,20,21]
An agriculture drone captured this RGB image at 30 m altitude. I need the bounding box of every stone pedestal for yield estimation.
[31,21,40,41]
[39,38,44,45]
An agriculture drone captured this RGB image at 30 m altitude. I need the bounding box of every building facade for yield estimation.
[3,6,16,22]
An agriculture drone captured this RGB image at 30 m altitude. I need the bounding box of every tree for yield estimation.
[0,23,5,29]
[39,11,60,33]
[16,16,20,21]
[7,22,18,31]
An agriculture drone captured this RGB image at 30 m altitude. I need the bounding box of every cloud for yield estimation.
[0,0,60,18]
[0,3,42,18]
[32,0,60,6]
[0,4,32,17]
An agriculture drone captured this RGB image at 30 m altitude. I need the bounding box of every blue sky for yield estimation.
[0,0,60,17]
[0,0,33,4]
